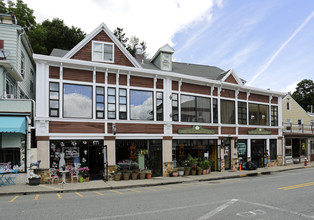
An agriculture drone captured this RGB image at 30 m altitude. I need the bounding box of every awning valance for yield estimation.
[0,116,26,134]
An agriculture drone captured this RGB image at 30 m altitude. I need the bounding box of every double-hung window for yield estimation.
[108,88,116,119]
[96,87,105,119]
[49,82,59,117]
[92,41,114,62]
[119,89,127,120]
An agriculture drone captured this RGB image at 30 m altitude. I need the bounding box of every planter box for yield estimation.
[29,178,40,186]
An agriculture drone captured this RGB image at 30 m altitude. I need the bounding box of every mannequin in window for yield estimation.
[59,152,66,169]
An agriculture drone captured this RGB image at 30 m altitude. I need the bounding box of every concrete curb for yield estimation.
[1,165,313,196]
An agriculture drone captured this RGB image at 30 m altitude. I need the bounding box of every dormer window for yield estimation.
[161,53,171,71]
[92,41,114,62]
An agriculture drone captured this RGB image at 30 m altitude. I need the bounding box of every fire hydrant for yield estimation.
[304,158,308,166]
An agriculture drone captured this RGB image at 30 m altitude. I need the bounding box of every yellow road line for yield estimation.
[93,191,104,196]
[9,196,19,202]
[110,190,123,194]
[126,189,141,193]
[142,187,157,191]
[75,192,84,197]
[57,193,62,199]
[278,181,314,190]
[155,186,172,190]
[34,194,39,201]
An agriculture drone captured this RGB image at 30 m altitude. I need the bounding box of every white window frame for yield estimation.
[92,41,114,63]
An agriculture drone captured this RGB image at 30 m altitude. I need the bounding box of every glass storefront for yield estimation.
[116,140,162,176]
[237,139,247,166]
[0,133,26,172]
[50,140,104,180]
[172,139,217,170]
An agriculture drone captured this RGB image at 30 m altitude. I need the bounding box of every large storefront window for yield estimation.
[172,139,217,170]
[249,103,269,126]
[0,133,26,172]
[63,84,92,118]
[220,100,235,124]
[50,140,104,180]
[130,90,153,120]
[181,95,210,123]
[116,140,162,176]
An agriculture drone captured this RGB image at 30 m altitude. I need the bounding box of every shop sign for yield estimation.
[178,126,215,134]
[248,128,272,135]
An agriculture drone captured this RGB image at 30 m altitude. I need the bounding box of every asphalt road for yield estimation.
[1,168,314,220]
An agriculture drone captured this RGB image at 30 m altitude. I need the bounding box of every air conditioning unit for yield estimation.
[6,94,14,99]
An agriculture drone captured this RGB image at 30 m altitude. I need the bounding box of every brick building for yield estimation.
[33,23,285,179]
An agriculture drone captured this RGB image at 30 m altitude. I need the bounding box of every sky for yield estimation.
[20,0,314,93]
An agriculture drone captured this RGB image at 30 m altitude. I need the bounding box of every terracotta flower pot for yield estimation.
[172,172,178,177]
[202,170,207,175]
[146,173,152,179]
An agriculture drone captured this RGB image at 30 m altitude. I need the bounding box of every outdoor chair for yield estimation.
[5,169,18,185]
[49,169,59,184]
[71,169,79,183]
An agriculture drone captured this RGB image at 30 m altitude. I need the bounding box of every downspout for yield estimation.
[26,99,36,183]
[17,28,25,97]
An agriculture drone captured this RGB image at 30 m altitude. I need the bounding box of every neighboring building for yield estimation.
[0,13,36,183]
[282,94,314,164]
[33,23,285,180]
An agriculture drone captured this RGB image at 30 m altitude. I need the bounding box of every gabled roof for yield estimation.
[140,59,225,80]
[219,69,245,85]
[63,23,142,68]
[150,44,175,62]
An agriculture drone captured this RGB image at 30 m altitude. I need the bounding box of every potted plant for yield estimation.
[139,170,146,179]
[197,166,203,175]
[28,173,41,186]
[178,167,184,176]
[145,170,152,179]
[131,169,139,180]
[113,165,122,181]
[171,169,178,177]
[78,167,90,181]
[122,169,132,180]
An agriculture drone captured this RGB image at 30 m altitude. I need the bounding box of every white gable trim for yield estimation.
[221,69,243,85]
[63,23,142,68]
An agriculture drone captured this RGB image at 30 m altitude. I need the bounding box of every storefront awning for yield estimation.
[0,116,26,134]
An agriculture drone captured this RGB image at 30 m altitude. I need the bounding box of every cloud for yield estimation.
[64,93,92,118]
[247,10,314,86]
[25,0,218,57]
[282,81,298,93]
[131,97,153,120]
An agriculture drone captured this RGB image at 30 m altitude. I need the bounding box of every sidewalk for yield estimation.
[1,162,313,196]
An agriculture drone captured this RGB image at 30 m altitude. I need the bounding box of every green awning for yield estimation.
[0,116,26,134]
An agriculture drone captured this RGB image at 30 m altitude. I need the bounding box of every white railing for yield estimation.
[283,123,314,134]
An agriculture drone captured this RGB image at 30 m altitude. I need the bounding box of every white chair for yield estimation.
[49,169,59,184]
[71,169,79,183]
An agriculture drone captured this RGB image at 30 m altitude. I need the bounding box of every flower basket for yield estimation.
[122,172,130,180]
[139,172,146,179]
[29,178,40,186]
[184,167,191,176]
[114,173,122,181]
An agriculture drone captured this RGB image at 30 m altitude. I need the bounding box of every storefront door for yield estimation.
[238,140,247,166]
[251,139,265,168]
[224,138,231,170]
[88,145,104,180]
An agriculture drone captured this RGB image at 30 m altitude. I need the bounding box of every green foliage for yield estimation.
[113,27,128,47]
[113,27,147,58]
[291,79,314,112]
[0,0,7,13]
[28,18,86,55]
[7,0,36,33]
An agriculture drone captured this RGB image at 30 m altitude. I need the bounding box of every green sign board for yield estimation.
[178,126,215,134]
[248,128,272,135]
